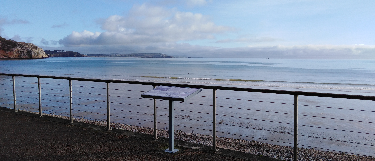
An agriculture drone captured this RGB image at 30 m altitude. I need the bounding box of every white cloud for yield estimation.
[59,30,101,46]
[59,4,231,47]
[56,3,375,59]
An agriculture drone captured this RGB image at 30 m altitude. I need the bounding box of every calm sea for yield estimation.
[2,57,375,94]
[1,57,375,156]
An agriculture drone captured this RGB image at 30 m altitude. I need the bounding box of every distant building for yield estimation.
[44,50,84,57]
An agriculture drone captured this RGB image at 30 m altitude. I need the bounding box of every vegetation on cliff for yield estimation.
[0,36,48,59]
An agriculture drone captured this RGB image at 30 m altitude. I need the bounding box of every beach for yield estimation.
[1,107,374,160]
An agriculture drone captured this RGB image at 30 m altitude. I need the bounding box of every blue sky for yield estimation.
[1,0,375,58]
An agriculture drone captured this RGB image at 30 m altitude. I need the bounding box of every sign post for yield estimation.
[142,86,202,153]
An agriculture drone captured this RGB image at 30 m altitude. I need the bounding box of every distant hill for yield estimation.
[0,36,48,59]
[44,50,84,57]
[87,53,173,58]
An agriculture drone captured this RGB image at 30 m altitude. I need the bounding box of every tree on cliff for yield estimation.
[0,36,18,50]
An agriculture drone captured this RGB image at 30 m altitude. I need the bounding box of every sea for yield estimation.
[1,57,375,156]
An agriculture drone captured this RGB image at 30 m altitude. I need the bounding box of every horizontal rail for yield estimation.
[2,73,375,101]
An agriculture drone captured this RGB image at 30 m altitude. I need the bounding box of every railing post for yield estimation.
[38,77,42,117]
[165,100,178,153]
[213,89,217,151]
[294,95,298,161]
[69,79,73,123]
[107,82,111,131]
[12,76,17,112]
[153,85,157,140]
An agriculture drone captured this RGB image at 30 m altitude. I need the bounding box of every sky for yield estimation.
[1,0,375,58]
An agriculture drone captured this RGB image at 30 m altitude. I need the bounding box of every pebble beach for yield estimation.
[0,107,374,161]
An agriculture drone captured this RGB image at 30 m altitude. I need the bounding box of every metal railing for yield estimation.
[1,73,375,160]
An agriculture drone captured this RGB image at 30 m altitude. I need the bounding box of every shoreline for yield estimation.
[2,107,373,160]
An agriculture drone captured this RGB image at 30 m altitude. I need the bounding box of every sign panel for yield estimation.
[141,86,202,101]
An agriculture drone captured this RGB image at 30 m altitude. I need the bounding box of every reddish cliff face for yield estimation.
[0,36,48,59]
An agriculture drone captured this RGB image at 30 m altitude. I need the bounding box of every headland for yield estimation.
[0,36,48,59]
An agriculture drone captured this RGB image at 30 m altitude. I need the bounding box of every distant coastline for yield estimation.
[44,50,85,57]
[44,51,174,58]
[87,53,173,58]
[1,36,175,59]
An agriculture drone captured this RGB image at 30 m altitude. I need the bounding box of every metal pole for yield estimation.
[69,79,73,123]
[107,82,111,131]
[294,95,298,161]
[38,77,42,117]
[153,86,157,140]
[12,76,17,112]
[213,89,217,151]
[165,100,178,153]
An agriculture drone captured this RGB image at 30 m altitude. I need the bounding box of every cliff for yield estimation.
[0,36,48,59]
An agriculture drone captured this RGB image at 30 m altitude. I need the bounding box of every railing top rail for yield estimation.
[2,73,375,101]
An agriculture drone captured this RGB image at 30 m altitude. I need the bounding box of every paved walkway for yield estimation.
[0,107,276,160]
